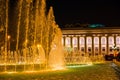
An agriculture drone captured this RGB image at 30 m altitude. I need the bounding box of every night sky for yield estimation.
[46,0,120,27]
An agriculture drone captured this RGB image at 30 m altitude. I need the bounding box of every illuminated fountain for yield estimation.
[0,0,104,73]
[64,47,93,65]
[0,0,64,72]
[64,47,104,66]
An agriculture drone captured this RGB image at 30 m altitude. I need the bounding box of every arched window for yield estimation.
[87,37,92,45]
[94,37,99,45]
[79,37,84,45]
[101,37,106,45]
[73,37,77,47]
[116,36,120,44]
[66,37,70,47]
[108,36,114,45]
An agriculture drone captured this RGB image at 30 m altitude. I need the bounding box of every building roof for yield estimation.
[61,23,120,30]
[61,24,120,35]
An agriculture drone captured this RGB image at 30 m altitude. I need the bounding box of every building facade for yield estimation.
[62,27,120,56]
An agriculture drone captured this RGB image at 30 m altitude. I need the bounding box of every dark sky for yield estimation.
[46,0,120,27]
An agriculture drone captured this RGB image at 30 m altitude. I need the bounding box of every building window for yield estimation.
[87,37,92,45]
[102,47,105,51]
[116,36,120,44]
[66,37,70,47]
[95,53,98,55]
[73,37,77,47]
[117,47,119,51]
[94,37,99,45]
[95,47,98,52]
[101,37,106,45]
[108,37,114,45]
[88,47,91,52]
[80,37,84,45]
[109,47,112,52]
[81,47,84,52]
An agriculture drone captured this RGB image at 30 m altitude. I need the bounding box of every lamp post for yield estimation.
[7,35,11,51]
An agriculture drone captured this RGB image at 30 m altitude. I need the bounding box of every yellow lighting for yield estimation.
[87,63,93,65]
[7,35,11,39]
[67,64,93,68]
[6,72,18,74]
[25,40,28,43]
[37,44,41,48]
[52,66,65,70]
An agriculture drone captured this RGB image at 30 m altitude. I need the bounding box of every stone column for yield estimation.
[63,36,66,47]
[114,35,116,46]
[106,35,109,55]
[77,36,79,51]
[70,36,73,48]
[99,36,101,55]
[92,36,94,56]
[84,36,87,54]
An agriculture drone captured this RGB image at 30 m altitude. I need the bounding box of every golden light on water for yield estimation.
[0,0,106,73]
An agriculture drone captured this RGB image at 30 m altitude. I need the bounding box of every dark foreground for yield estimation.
[0,62,120,80]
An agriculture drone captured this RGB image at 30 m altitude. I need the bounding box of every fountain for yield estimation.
[0,0,105,73]
[64,46,104,66]
[0,0,64,72]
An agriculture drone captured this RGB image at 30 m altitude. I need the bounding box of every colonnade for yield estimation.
[62,34,120,56]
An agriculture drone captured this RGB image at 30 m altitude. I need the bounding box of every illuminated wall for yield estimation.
[94,37,99,55]
[72,37,77,47]
[62,32,120,56]
[108,36,114,54]
[86,37,92,55]
[116,36,120,51]
[65,37,71,47]
[79,37,85,52]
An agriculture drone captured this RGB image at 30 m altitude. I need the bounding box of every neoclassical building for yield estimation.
[62,26,120,56]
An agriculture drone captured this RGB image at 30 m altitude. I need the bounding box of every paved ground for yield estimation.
[0,62,120,80]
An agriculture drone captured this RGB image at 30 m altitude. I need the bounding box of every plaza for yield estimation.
[0,62,119,80]
[0,0,120,80]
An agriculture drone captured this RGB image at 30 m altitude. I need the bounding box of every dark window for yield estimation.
[117,47,119,51]
[81,54,84,56]
[81,47,84,51]
[88,47,91,52]
[89,53,91,56]
[95,53,98,55]
[110,47,112,51]
[95,47,98,52]
[102,47,105,51]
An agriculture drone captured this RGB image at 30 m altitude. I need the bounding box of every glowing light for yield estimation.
[6,72,18,74]
[73,37,77,47]
[87,37,92,45]
[66,37,71,47]
[37,44,40,48]
[79,37,85,45]
[89,24,105,28]
[67,64,93,68]
[94,37,99,45]
[101,37,106,45]
[87,62,93,65]
[0,0,65,72]
[52,66,66,70]
[7,35,11,39]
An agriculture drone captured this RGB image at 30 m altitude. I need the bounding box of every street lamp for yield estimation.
[7,35,11,51]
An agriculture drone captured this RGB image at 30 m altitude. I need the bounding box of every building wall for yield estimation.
[62,28,120,56]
